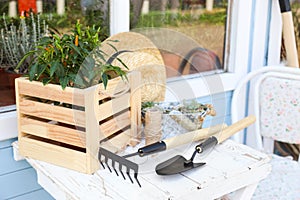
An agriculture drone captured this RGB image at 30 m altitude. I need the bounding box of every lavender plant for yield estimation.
[0,12,48,74]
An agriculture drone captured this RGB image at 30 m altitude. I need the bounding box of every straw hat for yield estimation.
[100,32,166,102]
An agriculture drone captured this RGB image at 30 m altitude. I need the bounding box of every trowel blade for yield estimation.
[155,155,206,175]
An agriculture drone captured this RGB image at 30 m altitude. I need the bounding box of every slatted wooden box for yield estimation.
[16,72,141,174]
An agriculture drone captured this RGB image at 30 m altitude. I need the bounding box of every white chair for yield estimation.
[231,66,300,199]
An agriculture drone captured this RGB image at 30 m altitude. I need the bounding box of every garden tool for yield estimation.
[155,115,256,175]
[98,123,227,187]
[279,0,299,67]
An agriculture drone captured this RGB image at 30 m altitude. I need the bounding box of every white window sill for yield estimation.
[0,110,18,141]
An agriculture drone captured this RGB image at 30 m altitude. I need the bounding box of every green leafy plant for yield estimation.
[18,20,128,89]
[0,12,48,73]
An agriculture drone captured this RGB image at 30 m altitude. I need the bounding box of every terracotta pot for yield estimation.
[0,69,22,106]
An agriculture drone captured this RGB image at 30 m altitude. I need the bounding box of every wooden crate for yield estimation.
[16,71,141,174]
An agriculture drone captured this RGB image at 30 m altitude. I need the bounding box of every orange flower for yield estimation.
[45,44,54,52]
[75,35,79,46]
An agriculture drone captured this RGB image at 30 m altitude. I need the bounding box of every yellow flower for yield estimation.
[20,11,25,19]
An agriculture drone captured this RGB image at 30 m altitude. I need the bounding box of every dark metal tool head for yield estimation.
[155,136,218,175]
[155,154,206,175]
[98,147,141,187]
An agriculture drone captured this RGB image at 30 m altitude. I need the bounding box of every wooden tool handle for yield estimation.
[164,123,227,150]
[282,12,299,68]
[217,115,256,143]
[280,0,299,68]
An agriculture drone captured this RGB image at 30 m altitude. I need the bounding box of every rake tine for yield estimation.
[114,168,119,176]
[126,169,134,184]
[100,160,106,169]
[105,164,112,173]
[134,173,141,188]
[118,163,126,180]
[120,170,126,180]
[112,160,119,176]
[99,154,106,169]
[98,147,141,187]
[105,157,112,173]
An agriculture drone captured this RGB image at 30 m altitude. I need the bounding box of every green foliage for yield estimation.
[180,99,208,113]
[0,12,48,73]
[40,0,109,40]
[142,101,155,110]
[134,9,227,28]
[134,11,180,28]
[18,20,127,90]
[198,10,227,25]
[41,13,109,39]
[0,1,8,16]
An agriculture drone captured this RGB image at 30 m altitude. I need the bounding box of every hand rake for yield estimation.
[98,123,227,187]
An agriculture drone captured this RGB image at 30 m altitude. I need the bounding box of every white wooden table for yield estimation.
[21,140,271,200]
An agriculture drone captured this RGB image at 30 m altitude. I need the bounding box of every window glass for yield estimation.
[130,0,228,78]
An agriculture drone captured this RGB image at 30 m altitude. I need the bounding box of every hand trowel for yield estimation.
[155,115,256,175]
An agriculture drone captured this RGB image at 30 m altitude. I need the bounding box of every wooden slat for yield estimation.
[96,93,130,121]
[19,136,89,174]
[84,87,102,174]
[99,111,130,138]
[20,117,86,148]
[99,129,133,153]
[16,77,85,106]
[129,71,142,146]
[18,98,86,127]
[96,76,130,101]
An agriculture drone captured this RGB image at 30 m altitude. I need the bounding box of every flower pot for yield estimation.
[0,69,22,106]
[16,71,142,174]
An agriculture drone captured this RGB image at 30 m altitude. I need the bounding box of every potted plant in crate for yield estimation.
[0,12,48,106]
[18,20,127,89]
[15,20,142,174]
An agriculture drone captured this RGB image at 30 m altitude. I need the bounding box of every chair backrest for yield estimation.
[231,66,300,153]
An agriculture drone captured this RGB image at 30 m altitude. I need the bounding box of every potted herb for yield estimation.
[0,12,48,74]
[0,12,48,106]
[18,20,127,89]
[15,20,142,174]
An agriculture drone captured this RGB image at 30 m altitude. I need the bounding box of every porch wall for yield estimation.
[0,138,53,200]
